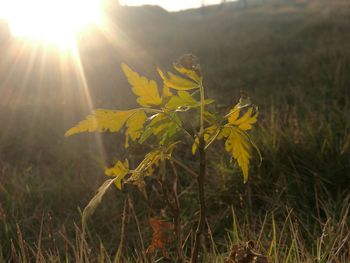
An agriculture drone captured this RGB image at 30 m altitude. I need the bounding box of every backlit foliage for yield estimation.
[65,55,258,232]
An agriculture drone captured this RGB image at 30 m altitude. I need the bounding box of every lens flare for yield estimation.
[0,0,103,48]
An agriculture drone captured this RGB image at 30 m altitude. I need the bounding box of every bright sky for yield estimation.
[0,0,235,19]
[0,0,235,46]
[119,0,232,11]
[0,0,103,48]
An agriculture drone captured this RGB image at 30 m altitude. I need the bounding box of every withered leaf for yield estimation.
[146,217,174,258]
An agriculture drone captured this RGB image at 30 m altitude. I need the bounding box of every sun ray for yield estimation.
[1,0,110,164]
[70,45,107,165]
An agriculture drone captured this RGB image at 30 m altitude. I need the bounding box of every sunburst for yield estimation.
[1,0,104,48]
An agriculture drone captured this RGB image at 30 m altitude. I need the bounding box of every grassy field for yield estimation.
[0,0,350,261]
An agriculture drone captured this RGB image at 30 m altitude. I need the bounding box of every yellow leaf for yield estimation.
[162,85,172,98]
[178,90,198,103]
[173,63,201,83]
[122,64,162,107]
[105,159,129,189]
[227,104,240,124]
[158,68,198,91]
[217,127,231,140]
[125,110,147,147]
[227,104,258,131]
[191,137,200,155]
[166,91,198,109]
[149,114,169,135]
[65,109,135,137]
[224,128,251,183]
[192,126,218,154]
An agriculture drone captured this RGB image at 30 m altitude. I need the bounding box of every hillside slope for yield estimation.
[0,1,350,260]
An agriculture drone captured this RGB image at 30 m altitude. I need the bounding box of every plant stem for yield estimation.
[191,81,207,263]
[128,197,146,259]
[199,80,205,136]
[170,161,185,263]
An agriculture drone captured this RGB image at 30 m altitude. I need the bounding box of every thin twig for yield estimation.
[170,157,198,179]
[128,197,147,260]
[114,199,128,263]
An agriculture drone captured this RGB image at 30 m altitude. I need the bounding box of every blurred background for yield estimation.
[0,0,349,261]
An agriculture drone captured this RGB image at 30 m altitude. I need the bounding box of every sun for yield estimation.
[1,0,104,48]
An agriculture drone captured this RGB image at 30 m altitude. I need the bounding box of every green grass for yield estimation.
[1,0,350,261]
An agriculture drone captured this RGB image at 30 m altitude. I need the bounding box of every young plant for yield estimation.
[65,54,258,262]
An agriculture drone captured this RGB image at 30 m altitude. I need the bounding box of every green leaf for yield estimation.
[149,113,171,135]
[158,122,179,145]
[138,124,154,144]
[204,110,221,124]
[138,112,183,145]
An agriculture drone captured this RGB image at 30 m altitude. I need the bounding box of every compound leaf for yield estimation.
[228,104,258,131]
[122,64,162,107]
[65,109,136,136]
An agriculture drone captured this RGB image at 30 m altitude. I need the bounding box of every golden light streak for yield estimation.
[69,45,107,164]
[0,0,109,162]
